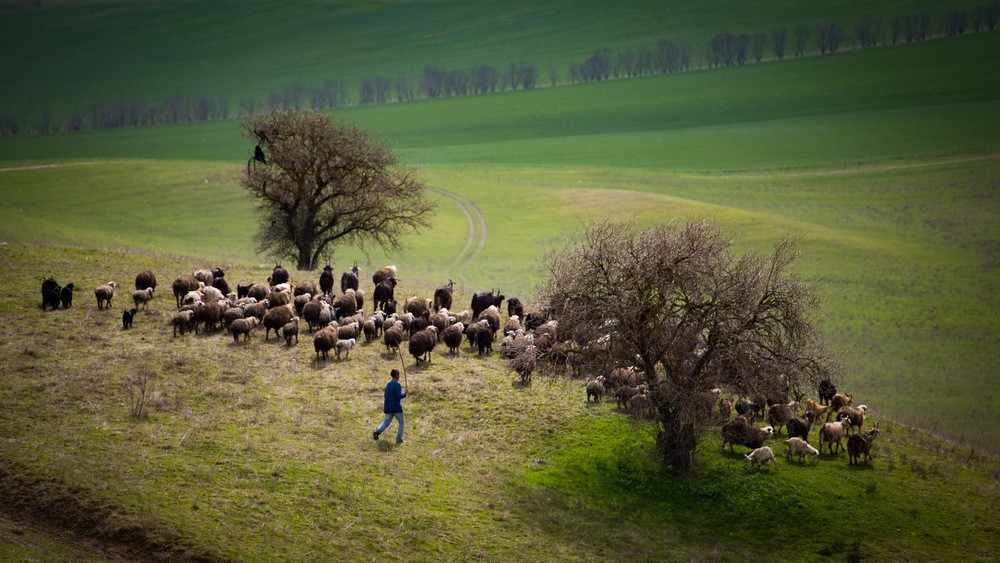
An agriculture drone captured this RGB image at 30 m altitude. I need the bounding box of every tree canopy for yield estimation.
[241,108,434,270]
[538,219,838,471]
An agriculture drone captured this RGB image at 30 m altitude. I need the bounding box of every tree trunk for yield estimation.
[655,407,697,472]
[296,249,315,271]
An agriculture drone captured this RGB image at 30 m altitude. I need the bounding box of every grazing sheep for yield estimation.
[721,418,774,452]
[836,405,868,435]
[122,307,137,330]
[313,327,338,360]
[767,402,794,434]
[319,264,335,296]
[586,376,607,403]
[263,304,295,340]
[269,263,289,286]
[56,283,74,309]
[42,278,62,311]
[785,437,819,463]
[818,379,837,406]
[335,338,356,360]
[95,282,118,310]
[132,287,155,311]
[171,310,195,337]
[442,322,464,355]
[229,316,259,343]
[247,283,270,302]
[506,297,524,321]
[222,305,245,329]
[408,327,437,363]
[384,323,404,353]
[786,411,816,442]
[371,265,398,286]
[135,270,157,292]
[818,418,852,454]
[433,280,454,312]
[243,299,269,321]
[745,446,778,470]
[827,393,854,419]
[173,276,200,307]
[847,428,880,465]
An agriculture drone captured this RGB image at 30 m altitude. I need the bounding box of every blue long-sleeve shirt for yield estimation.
[383,379,406,413]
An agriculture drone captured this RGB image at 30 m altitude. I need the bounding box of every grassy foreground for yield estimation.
[0,243,997,560]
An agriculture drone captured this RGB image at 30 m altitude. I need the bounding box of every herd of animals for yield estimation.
[40,264,878,468]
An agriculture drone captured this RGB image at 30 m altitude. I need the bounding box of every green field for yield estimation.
[1,0,999,559]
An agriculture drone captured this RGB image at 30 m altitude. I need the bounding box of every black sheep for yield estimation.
[340,264,360,293]
[408,328,437,363]
[818,379,837,406]
[41,277,61,310]
[785,411,815,441]
[269,263,289,286]
[507,297,524,321]
[60,283,74,308]
[122,308,138,330]
[373,278,397,312]
[237,283,252,299]
[476,325,495,356]
[319,265,334,296]
[433,280,454,312]
[471,290,504,320]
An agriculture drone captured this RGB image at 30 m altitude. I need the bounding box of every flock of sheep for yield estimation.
[40,265,879,469]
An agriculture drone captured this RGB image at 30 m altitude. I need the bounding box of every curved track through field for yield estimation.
[427,187,487,287]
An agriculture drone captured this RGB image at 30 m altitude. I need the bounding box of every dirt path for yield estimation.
[0,161,110,173]
[428,187,487,287]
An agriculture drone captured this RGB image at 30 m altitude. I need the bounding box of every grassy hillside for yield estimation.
[0,244,997,561]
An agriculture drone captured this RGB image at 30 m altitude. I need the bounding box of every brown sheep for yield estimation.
[172,275,199,308]
[767,402,794,435]
[586,376,606,403]
[313,327,338,360]
[721,419,774,453]
[836,405,868,435]
[383,324,404,354]
[94,281,118,310]
[848,428,880,464]
[263,304,295,340]
[827,393,854,420]
[229,317,259,343]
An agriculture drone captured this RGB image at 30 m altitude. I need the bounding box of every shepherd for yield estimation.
[373,368,407,444]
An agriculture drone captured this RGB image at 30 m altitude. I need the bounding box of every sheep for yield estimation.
[503,315,521,336]
[371,265,398,286]
[195,300,228,333]
[134,270,157,292]
[132,287,155,311]
[836,405,868,435]
[317,301,334,328]
[353,288,366,311]
[269,263,289,286]
[805,398,831,422]
[767,402,795,435]
[42,278,62,311]
[334,290,358,319]
[292,292,312,316]
[818,379,837,406]
[818,418,852,455]
[428,311,451,337]
[628,393,652,419]
[586,376,607,403]
[211,275,230,296]
[432,279,454,311]
[735,398,765,419]
[745,446,777,470]
[523,310,549,331]
[193,269,214,287]
[280,316,299,346]
[243,299,269,321]
[122,307,137,330]
[301,298,325,331]
[615,384,645,409]
[373,277,398,313]
[785,437,819,463]
[294,280,318,298]
[609,366,641,389]
[229,316,259,343]
[477,305,502,334]
[847,428,880,465]
[335,338,356,360]
[534,319,558,342]
[50,282,72,310]
[222,305,245,329]
[319,264,335,296]
[247,283,270,302]
[785,411,815,442]
[313,327,338,360]
[171,310,195,337]
[506,297,524,321]
[452,309,472,325]
[827,393,854,419]
[94,281,118,310]
[337,321,360,341]
[340,263,360,293]
[404,295,431,317]
[359,318,377,343]
[721,418,774,452]
[263,304,295,340]
[475,324,495,355]
[408,327,437,363]
[202,285,225,303]
[442,322,464,355]
[266,288,291,308]
[384,323,404,353]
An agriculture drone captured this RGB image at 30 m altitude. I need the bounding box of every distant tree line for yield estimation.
[2,3,997,137]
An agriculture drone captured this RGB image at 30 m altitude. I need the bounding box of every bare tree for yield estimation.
[985,2,1000,30]
[547,64,558,86]
[792,25,810,57]
[241,109,435,270]
[946,10,969,35]
[537,220,836,472]
[750,33,767,62]
[856,15,883,48]
[771,27,787,60]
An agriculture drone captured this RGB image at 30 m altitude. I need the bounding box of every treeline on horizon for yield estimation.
[1,4,997,137]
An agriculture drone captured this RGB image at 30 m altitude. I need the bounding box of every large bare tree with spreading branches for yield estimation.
[537,220,837,472]
[241,108,435,270]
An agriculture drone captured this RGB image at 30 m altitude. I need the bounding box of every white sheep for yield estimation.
[132,287,155,310]
[201,285,225,303]
[744,446,777,470]
[785,437,819,463]
[94,281,118,310]
[818,418,852,454]
[335,338,356,360]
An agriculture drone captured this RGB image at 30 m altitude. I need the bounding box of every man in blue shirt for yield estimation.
[373,369,407,443]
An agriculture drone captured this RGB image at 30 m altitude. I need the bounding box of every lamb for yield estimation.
[745,446,777,470]
[384,323,404,353]
[132,287,155,311]
[827,393,854,419]
[371,265,398,285]
[319,264,335,296]
[122,307,137,330]
[229,316,259,343]
[243,299,269,321]
[847,428,880,464]
[263,304,295,340]
[836,405,868,435]
[172,275,200,307]
[442,322,464,355]
[805,398,831,422]
[223,305,245,329]
[94,281,118,310]
[767,402,795,434]
[586,376,607,403]
[134,270,157,292]
[335,338,356,360]
[785,411,815,442]
[42,277,62,311]
[282,316,299,346]
[818,418,852,454]
[171,310,195,337]
[313,327,338,360]
[785,437,819,463]
[337,321,360,341]
[408,327,437,363]
[721,418,774,452]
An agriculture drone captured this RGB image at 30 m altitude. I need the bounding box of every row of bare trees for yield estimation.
[358,62,540,104]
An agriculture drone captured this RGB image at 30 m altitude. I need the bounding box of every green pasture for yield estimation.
[0,244,997,560]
